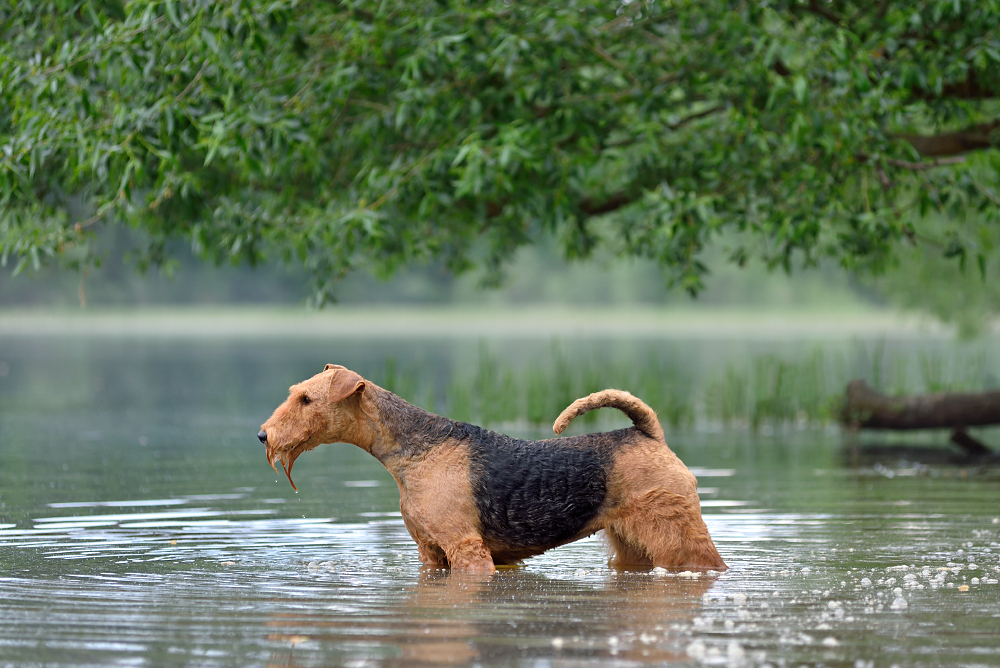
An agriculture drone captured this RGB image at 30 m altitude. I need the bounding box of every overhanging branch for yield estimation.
[804,0,844,26]
[886,156,966,170]
[580,192,636,217]
[897,120,1000,157]
[911,70,998,102]
[789,0,849,29]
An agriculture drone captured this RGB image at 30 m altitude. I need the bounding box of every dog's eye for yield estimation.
[300,395,312,405]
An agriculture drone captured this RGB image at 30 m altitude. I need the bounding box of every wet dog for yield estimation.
[258,364,727,573]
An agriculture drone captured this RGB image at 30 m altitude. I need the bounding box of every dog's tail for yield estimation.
[553,389,664,441]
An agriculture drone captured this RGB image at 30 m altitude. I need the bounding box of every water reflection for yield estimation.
[260,561,723,667]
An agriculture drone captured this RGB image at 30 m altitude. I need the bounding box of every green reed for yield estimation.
[374,340,997,432]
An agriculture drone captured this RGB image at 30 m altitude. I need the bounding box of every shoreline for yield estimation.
[0,305,969,339]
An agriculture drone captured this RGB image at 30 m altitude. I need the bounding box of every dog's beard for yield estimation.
[266,439,315,492]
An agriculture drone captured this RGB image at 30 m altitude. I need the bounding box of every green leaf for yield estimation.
[201,29,219,55]
[793,76,807,104]
[165,0,182,28]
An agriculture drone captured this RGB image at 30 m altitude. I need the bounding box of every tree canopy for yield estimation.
[2,0,999,304]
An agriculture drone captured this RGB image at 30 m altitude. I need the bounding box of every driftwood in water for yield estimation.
[843,380,1000,430]
[842,379,1000,458]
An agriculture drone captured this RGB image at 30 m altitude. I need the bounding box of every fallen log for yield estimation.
[842,379,1000,458]
[843,380,1000,430]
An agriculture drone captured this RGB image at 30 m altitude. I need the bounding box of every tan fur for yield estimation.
[392,439,495,573]
[602,444,725,569]
[260,365,727,573]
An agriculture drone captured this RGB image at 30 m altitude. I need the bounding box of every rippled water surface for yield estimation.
[1,335,999,667]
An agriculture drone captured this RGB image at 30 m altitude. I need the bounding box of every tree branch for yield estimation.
[178,61,209,101]
[575,108,724,217]
[669,105,724,130]
[886,156,966,170]
[579,192,636,217]
[897,120,1000,157]
[590,43,640,86]
[800,0,847,27]
[909,70,998,102]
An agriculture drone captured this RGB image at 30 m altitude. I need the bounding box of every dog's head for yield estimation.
[258,364,367,490]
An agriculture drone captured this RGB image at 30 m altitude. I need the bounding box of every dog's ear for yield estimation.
[324,363,346,372]
[328,368,365,404]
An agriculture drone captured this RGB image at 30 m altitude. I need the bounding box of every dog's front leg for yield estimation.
[444,535,495,574]
[401,512,449,567]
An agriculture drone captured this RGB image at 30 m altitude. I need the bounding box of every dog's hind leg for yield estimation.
[605,529,654,568]
[608,490,727,571]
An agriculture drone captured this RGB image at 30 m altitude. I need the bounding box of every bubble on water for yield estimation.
[860,577,872,587]
[551,637,564,649]
[686,639,707,661]
[968,563,978,570]
[727,640,746,667]
[887,564,908,571]
[890,596,908,610]
[651,566,667,576]
[971,577,980,585]
[892,587,902,596]
[822,636,839,647]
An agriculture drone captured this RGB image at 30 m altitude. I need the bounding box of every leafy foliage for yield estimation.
[2,0,998,303]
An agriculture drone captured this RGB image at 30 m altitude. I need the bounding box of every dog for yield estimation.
[258,364,727,574]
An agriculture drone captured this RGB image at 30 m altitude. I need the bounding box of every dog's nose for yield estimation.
[257,430,268,445]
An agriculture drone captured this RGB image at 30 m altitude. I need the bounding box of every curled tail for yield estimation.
[553,389,664,442]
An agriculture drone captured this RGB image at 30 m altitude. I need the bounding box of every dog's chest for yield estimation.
[469,439,608,548]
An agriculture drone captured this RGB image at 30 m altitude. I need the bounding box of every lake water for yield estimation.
[1,329,999,667]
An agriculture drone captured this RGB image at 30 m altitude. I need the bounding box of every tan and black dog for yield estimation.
[258,364,727,574]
